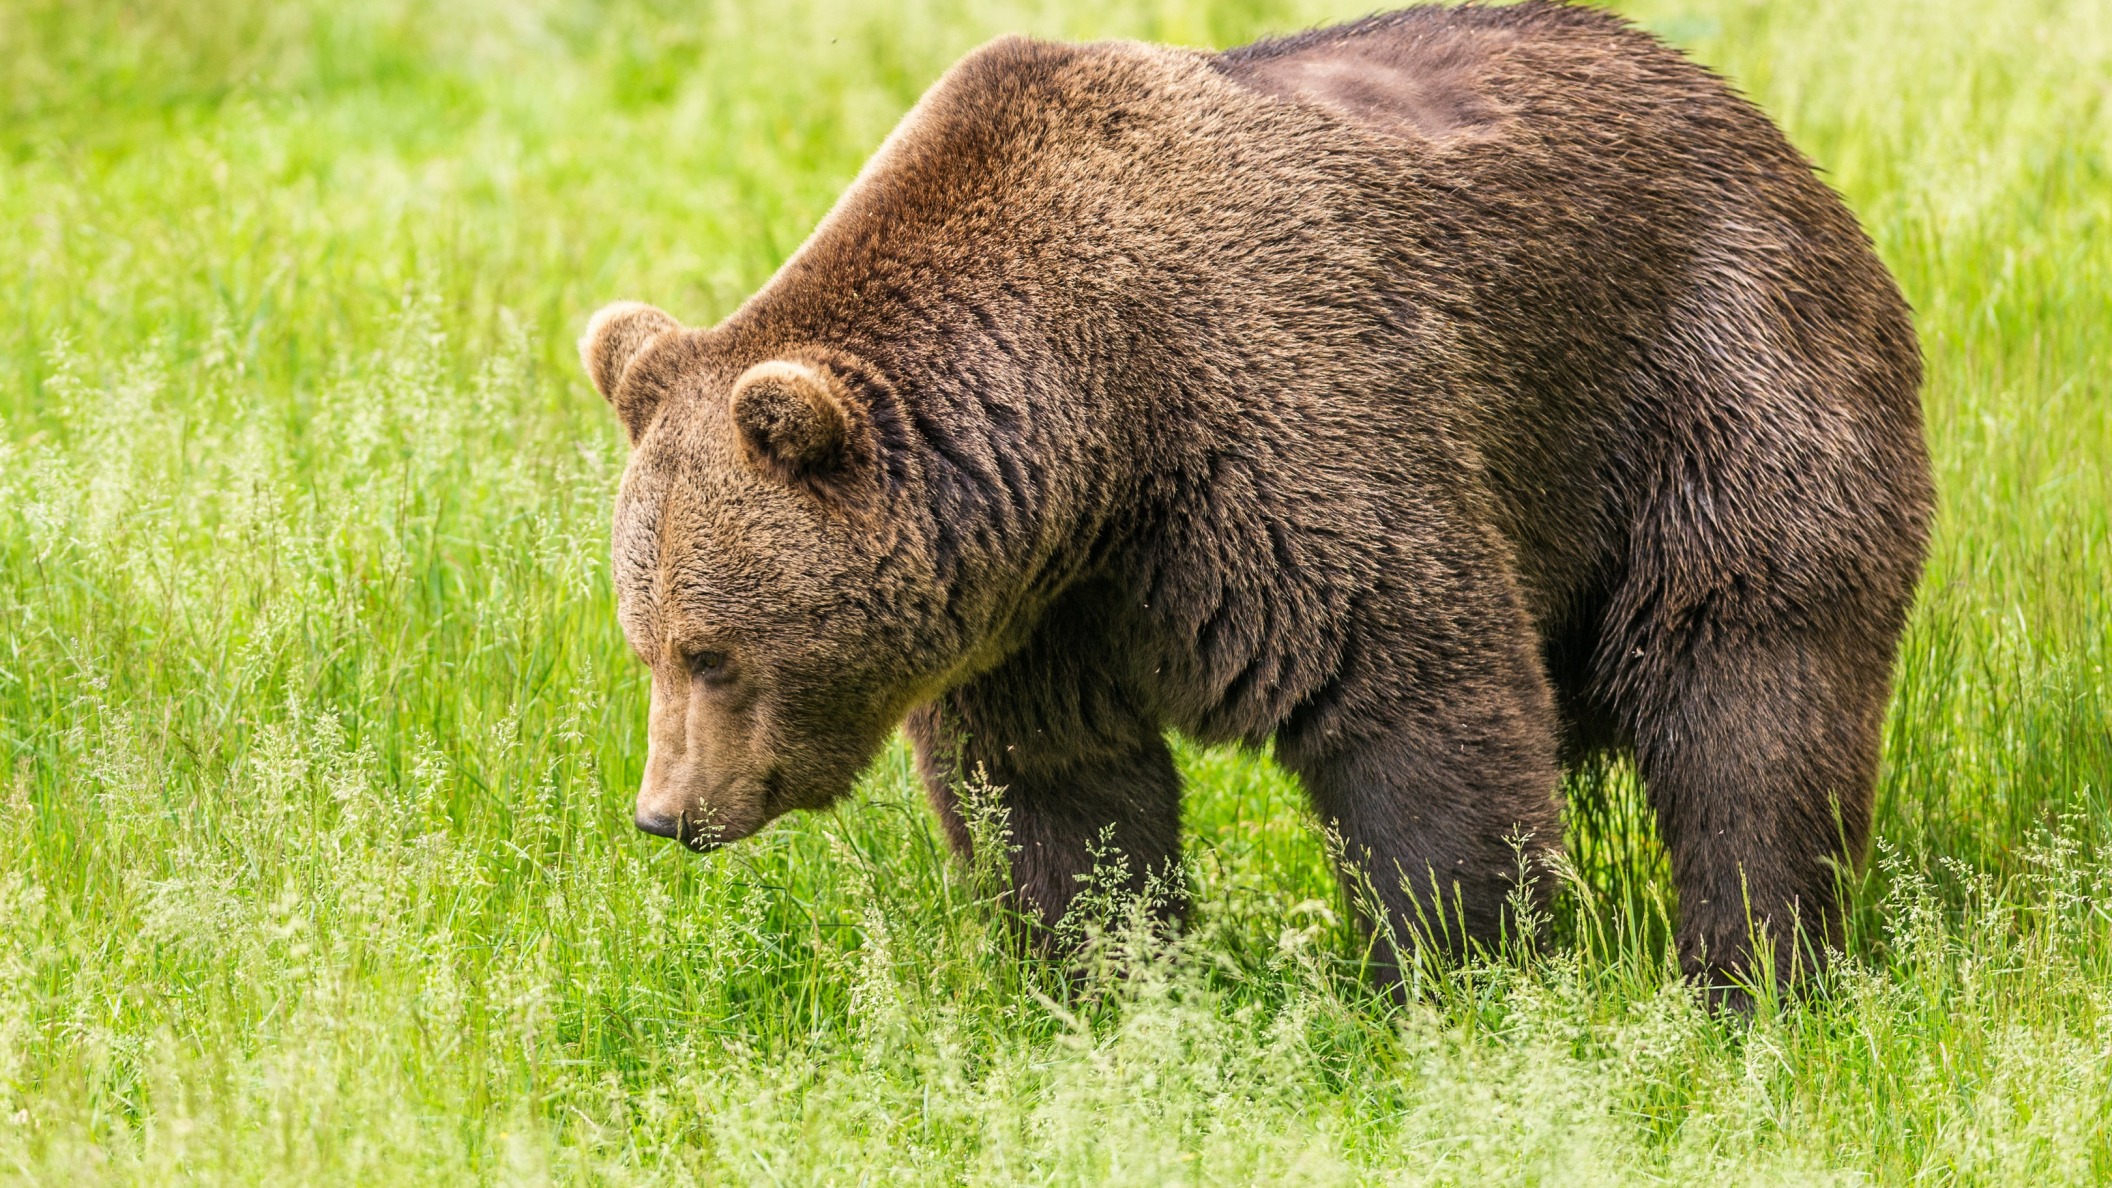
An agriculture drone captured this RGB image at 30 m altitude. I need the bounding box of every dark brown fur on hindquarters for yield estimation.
[583,2,1933,1001]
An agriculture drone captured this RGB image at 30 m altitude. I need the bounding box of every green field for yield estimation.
[2,0,2109,1181]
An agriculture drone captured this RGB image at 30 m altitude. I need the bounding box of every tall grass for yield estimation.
[1,0,2108,1181]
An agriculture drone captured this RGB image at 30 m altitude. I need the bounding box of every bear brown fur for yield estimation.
[580,1,1933,1000]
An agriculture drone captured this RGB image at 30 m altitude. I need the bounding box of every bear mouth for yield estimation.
[678,817,734,853]
[634,806,729,852]
[634,782,770,852]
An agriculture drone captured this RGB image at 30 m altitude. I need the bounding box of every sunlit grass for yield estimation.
[1,0,2108,1181]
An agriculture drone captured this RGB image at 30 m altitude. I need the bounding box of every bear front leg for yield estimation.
[906,690,1185,951]
[1280,679,1565,989]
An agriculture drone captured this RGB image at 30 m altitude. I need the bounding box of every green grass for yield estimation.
[2,0,2109,1181]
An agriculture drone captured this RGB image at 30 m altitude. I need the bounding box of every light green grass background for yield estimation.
[2,0,2108,1181]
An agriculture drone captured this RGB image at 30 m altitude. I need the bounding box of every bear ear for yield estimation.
[580,301,683,443]
[727,359,866,489]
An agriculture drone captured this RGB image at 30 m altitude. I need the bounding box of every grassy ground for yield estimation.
[2,0,2109,1181]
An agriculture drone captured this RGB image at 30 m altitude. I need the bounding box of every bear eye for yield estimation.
[688,649,730,680]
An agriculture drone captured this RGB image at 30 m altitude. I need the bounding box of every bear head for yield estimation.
[580,301,946,850]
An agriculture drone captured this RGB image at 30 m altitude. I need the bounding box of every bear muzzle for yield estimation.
[634,745,774,852]
[634,805,735,853]
[637,760,781,845]
[632,781,770,852]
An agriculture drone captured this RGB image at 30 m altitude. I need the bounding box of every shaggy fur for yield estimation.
[582,1,1933,1000]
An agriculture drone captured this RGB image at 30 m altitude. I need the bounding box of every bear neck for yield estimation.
[715,41,1311,693]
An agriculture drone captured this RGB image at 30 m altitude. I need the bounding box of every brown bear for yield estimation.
[579,1,1932,1000]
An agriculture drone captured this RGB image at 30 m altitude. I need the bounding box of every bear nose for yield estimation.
[635,808,684,839]
[634,808,726,853]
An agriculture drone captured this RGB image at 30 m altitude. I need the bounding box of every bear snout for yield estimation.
[633,807,731,853]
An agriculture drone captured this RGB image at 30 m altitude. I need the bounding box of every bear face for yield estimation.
[582,303,944,848]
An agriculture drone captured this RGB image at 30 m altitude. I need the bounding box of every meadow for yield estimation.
[2,0,2108,1181]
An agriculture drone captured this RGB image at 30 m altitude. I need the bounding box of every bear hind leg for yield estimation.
[1615,619,1889,1004]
